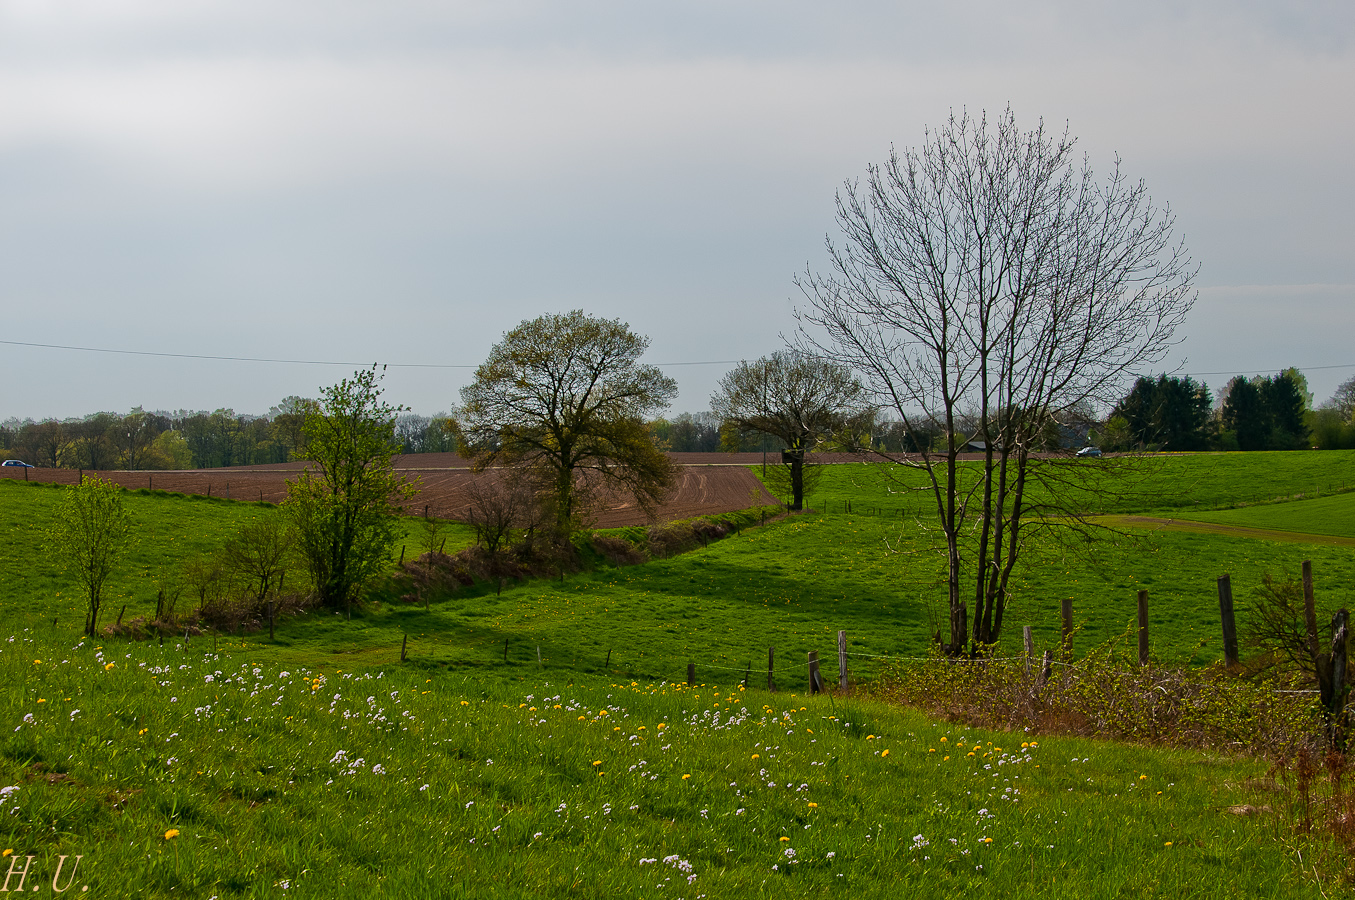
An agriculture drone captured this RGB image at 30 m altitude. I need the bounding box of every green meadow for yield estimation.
[2,452,1354,896]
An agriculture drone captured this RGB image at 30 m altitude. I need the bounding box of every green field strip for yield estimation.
[1090,514,1355,548]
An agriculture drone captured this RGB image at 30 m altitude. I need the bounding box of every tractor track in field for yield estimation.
[1090,515,1355,547]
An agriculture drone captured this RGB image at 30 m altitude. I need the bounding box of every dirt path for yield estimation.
[1090,515,1355,548]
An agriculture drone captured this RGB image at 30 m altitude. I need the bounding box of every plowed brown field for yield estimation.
[1,454,783,527]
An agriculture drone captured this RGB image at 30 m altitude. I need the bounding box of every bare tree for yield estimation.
[797,108,1196,654]
[710,352,870,510]
[220,515,295,609]
[464,472,541,595]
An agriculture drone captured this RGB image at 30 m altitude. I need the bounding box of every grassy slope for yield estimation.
[1170,491,1355,538]
[798,449,1355,517]
[0,635,1321,899]
[0,480,476,634]
[2,461,1351,894]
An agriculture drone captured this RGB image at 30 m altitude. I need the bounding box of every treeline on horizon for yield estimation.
[4,367,1354,471]
[1101,368,1355,453]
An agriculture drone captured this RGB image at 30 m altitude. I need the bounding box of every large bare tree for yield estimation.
[710,352,870,510]
[455,311,677,533]
[797,108,1196,654]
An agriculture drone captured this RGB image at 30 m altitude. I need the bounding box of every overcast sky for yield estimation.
[2,0,1352,421]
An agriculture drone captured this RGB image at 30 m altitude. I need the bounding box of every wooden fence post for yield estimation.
[503,638,509,662]
[768,646,775,692]
[1039,650,1052,688]
[400,634,408,663]
[687,662,695,686]
[1060,598,1074,658]
[837,630,848,692]
[1327,609,1351,747]
[808,650,822,694]
[1137,590,1149,666]
[1303,560,1319,665]
[1218,574,1239,668]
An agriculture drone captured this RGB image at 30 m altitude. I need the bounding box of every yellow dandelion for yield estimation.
[967,752,976,758]
[638,725,646,730]
[808,802,818,808]
[866,735,875,740]
[1139,774,1148,781]
[881,749,890,757]
[682,774,691,780]
[1164,841,1173,847]
[104,663,115,670]
[779,836,790,842]
[928,748,936,753]
[36,699,45,704]
[592,760,602,766]
[614,726,621,732]
[983,837,992,844]
[519,703,527,708]
[657,723,666,730]
[578,715,586,721]
[940,737,947,743]
[164,829,180,840]
[460,700,469,706]
[1029,742,1038,748]
[32,659,41,665]
[1,849,10,857]
[943,756,950,761]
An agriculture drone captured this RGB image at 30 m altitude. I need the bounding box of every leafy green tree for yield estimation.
[284,367,415,612]
[455,311,677,532]
[50,474,134,637]
[711,352,870,510]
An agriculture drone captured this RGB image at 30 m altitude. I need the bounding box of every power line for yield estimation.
[0,339,742,369]
[3,337,1352,378]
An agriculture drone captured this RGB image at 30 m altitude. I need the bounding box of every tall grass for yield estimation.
[0,630,1333,898]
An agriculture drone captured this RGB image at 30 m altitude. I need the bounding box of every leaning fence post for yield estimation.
[1060,598,1074,659]
[687,662,695,686]
[400,634,407,663]
[1303,560,1319,665]
[1218,574,1239,668]
[837,630,848,692]
[808,650,822,694]
[1137,589,1149,666]
[768,646,775,692]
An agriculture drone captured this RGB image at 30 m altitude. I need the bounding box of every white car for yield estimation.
[1075,447,1103,458]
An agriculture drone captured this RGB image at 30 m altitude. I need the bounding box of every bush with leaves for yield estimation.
[49,474,134,637]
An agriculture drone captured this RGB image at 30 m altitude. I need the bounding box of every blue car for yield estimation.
[2,460,35,468]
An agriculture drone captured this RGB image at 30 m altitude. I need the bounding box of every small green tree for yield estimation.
[284,366,416,614]
[50,474,134,637]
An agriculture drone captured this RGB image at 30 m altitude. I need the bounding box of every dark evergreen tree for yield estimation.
[1110,374,1211,450]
